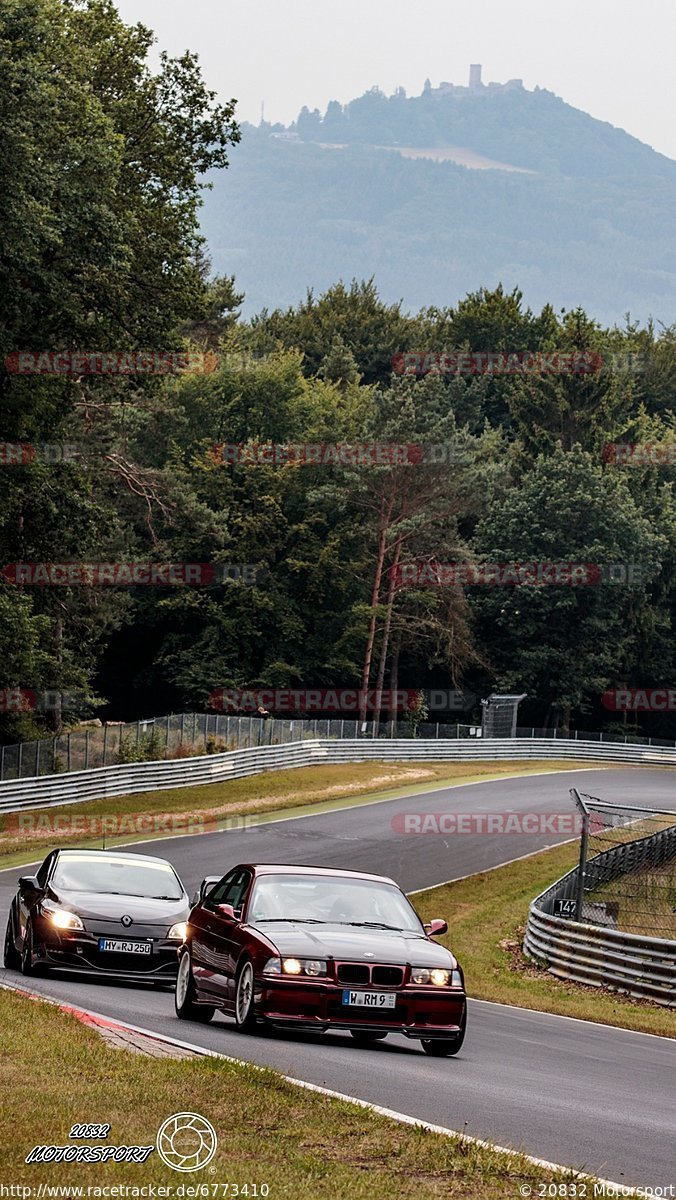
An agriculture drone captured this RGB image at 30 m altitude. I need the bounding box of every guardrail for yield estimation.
[2,734,676,814]
[523,848,676,1006]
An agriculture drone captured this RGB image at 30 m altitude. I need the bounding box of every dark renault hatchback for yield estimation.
[3,848,189,983]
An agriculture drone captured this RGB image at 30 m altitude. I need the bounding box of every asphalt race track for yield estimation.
[2,767,675,1187]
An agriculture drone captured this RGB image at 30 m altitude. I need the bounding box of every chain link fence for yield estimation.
[0,714,481,781]
[3,712,676,782]
[570,789,676,938]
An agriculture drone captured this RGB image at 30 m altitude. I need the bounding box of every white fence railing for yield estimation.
[1,735,676,814]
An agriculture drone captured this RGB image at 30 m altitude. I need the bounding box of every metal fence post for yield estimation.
[575,806,590,921]
[1,744,5,780]
[84,731,89,770]
[103,723,108,766]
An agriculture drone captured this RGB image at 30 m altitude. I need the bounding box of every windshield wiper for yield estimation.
[255,917,326,924]
[337,921,405,931]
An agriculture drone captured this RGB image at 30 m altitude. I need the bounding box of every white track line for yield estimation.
[0,980,645,1194]
[468,997,676,1042]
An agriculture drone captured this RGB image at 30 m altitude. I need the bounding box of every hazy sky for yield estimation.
[115,0,676,160]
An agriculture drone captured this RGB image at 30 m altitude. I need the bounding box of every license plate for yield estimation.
[98,938,152,955]
[342,989,396,1009]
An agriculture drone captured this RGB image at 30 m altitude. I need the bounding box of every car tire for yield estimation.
[20,919,36,976]
[3,915,20,970]
[350,1030,388,1044]
[175,949,215,1023]
[421,1018,466,1057]
[233,959,257,1032]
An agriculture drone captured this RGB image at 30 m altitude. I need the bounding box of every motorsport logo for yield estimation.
[156,1113,218,1172]
[25,1113,217,1173]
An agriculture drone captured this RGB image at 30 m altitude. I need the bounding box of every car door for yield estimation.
[192,868,252,1006]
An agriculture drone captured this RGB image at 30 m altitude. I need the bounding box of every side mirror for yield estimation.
[18,875,41,895]
[199,876,221,904]
[425,918,448,937]
[216,903,238,922]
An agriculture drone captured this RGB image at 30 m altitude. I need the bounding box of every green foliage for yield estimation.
[2,1,676,749]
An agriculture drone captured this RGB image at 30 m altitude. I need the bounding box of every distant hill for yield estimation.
[200,80,676,323]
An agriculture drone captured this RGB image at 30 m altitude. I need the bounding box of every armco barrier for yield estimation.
[1,735,676,814]
[523,859,676,1007]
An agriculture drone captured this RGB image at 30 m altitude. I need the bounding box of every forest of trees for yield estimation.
[2,0,676,747]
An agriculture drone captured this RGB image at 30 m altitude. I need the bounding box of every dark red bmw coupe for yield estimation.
[175,863,466,1056]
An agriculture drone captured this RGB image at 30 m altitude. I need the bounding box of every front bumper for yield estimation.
[33,920,180,981]
[256,976,466,1040]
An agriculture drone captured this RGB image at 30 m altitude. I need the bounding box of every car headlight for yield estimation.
[168,922,188,941]
[269,957,329,977]
[302,959,327,977]
[47,907,84,932]
[410,967,456,987]
[262,957,328,977]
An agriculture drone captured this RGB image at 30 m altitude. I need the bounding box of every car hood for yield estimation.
[257,924,457,968]
[49,889,189,925]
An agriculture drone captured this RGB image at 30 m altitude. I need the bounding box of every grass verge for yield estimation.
[0,758,598,869]
[0,986,596,1196]
[412,842,674,1037]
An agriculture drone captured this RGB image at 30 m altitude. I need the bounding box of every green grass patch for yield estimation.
[412,843,674,1037]
[0,758,597,870]
[0,986,596,1195]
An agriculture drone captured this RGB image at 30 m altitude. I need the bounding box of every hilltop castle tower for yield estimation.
[433,66,523,97]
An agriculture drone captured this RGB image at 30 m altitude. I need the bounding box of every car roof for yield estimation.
[246,863,398,886]
[54,848,176,867]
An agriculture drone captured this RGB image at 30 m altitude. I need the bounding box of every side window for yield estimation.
[207,871,237,906]
[207,869,251,912]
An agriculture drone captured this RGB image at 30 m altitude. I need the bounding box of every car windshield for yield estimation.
[248,874,423,932]
[51,855,183,900]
